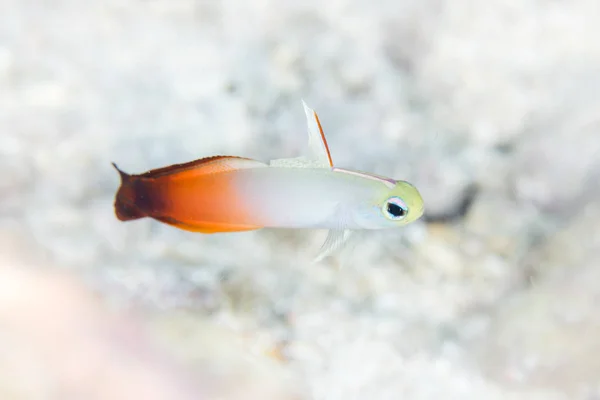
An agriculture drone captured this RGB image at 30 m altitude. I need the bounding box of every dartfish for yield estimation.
[112,101,424,260]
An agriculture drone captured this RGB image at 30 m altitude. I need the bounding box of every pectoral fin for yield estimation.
[312,229,353,263]
[310,203,354,263]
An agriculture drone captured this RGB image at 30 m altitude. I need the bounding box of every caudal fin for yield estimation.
[112,163,148,221]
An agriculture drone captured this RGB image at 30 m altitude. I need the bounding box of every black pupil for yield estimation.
[387,202,406,218]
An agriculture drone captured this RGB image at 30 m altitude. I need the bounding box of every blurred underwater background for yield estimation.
[1,0,600,398]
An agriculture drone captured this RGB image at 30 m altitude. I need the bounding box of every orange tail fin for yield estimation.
[112,163,149,221]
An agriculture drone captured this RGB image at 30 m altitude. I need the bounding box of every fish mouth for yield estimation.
[412,192,425,219]
[412,202,425,221]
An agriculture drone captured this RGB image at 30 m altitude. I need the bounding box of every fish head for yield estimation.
[353,179,424,229]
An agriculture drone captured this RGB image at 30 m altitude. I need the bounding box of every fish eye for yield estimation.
[382,197,408,220]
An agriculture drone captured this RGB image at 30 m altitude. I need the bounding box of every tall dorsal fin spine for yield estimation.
[302,99,334,168]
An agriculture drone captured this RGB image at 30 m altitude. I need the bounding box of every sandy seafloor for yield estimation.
[1,1,600,399]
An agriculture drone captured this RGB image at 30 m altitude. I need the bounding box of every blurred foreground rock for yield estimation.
[0,234,304,400]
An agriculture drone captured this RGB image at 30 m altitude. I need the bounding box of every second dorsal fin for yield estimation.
[136,156,267,179]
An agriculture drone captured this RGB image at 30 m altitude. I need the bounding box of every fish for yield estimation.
[112,100,424,261]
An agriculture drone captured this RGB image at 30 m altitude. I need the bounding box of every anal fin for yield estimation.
[153,216,261,234]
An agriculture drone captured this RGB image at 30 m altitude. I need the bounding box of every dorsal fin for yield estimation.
[302,100,334,168]
[137,156,266,179]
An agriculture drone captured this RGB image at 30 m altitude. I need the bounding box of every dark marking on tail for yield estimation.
[112,162,128,182]
[112,162,150,221]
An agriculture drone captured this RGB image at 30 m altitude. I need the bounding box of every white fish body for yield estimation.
[259,101,424,261]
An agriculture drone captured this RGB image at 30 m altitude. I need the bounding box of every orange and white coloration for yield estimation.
[112,101,424,260]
